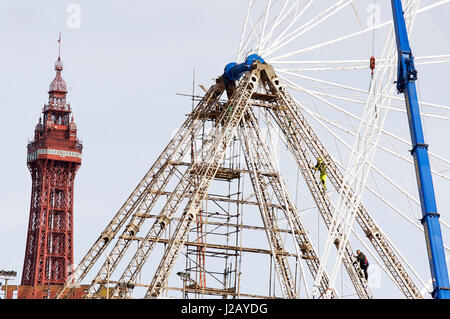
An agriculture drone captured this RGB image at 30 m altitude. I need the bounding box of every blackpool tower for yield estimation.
[21,44,82,292]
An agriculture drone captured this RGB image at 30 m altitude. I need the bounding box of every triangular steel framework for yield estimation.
[56,62,422,299]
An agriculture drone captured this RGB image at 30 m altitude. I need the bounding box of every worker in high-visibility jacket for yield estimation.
[313,157,327,191]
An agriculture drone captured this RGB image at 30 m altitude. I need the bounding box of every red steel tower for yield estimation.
[21,50,82,290]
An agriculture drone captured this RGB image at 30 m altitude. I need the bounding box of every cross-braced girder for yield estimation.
[239,109,338,298]
[56,80,226,299]
[57,61,423,300]
[258,64,422,298]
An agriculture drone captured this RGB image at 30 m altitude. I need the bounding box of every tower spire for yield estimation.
[50,34,66,93]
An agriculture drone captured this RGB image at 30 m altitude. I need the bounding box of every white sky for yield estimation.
[1,1,450,299]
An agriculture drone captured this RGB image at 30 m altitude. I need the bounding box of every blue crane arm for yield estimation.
[391,0,450,299]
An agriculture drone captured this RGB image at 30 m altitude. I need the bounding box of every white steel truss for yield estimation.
[57,62,426,299]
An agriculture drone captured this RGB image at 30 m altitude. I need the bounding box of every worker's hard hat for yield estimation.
[318,157,323,162]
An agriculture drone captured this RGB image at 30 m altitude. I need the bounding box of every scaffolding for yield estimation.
[56,61,423,300]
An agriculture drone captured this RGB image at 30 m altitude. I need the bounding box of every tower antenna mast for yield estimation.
[58,32,61,58]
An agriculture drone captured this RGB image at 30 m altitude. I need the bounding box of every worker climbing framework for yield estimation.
[313,158,327,191]
[56,0,450,299]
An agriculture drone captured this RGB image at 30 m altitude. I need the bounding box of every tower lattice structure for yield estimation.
[22,54,82,289]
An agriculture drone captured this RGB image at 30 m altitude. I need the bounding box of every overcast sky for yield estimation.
[1,1,450,299]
